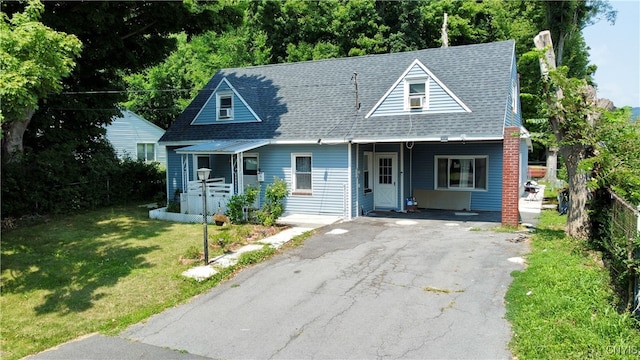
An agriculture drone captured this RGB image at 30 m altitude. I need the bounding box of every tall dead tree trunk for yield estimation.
[441,13,448,48]
[534,30,595,239]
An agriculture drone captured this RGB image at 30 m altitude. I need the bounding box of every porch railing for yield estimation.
[180,178,233,216]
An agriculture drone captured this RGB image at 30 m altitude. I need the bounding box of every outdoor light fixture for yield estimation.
[197,168,211,181]
[197,168,211,264]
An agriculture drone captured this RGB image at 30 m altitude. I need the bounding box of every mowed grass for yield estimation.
[0,205,287,360]
[506,210,640,359]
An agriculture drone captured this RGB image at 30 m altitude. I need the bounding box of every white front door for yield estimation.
[242,154,259,208]
[374,153,397,209]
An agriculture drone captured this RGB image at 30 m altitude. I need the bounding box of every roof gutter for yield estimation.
[350,135,503,144]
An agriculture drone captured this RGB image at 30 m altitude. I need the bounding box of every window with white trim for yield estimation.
[217,93,233,120]
[363,152,372,193]
[292,154,312,194]
[435,156,488,190]
[404,78,429,110]
[137,143,155,162]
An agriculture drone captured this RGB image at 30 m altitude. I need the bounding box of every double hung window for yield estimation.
[292,154,312,194]
[137,143,155,162]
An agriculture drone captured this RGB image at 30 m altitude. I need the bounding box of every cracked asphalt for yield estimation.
[30,215,529,360]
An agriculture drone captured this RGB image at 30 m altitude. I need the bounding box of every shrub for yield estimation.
[256,177,288,226]
[226,185,259,223]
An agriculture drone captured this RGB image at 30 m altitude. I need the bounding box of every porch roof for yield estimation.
[175,139,269,155]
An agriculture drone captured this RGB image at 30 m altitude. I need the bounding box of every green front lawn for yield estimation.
[0,206,295,360]
[506,210,640,359]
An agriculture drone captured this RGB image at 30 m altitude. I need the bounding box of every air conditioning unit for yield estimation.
[219,108,231,118]
[409,96,423,109]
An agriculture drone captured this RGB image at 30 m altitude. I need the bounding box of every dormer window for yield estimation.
[217,93,233,120]
[405,78,429,111]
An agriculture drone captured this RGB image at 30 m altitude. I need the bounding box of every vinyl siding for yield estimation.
[403,142,503,211]
[256,144,349,216]
[504,54,522,128]
[191,81,259,125]
[166,147,183,202]
[370,64,466,117]
[105,111,166,166]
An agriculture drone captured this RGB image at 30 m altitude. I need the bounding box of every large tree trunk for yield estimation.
[560,144,591,239]
[1,109,35,162]
[543,146,558,184]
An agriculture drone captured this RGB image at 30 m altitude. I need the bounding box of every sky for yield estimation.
[582,0,640,108]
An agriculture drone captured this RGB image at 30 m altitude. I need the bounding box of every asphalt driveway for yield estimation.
[30,215,529,359]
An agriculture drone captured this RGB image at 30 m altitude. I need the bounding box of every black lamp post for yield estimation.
[197,168,211,265]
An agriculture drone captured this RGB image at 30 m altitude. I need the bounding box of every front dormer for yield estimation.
[366,59,470,118]
[191,77,262,125]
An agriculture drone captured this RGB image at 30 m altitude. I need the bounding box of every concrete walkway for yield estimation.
[182,215,342,281]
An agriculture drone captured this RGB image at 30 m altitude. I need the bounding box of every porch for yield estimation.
[175,139,269,217]
[180,178,233,216]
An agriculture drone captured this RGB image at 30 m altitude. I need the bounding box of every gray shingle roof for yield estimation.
[161,40,515,143]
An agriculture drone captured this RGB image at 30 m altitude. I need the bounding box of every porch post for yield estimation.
[238,152,244,194]
[400,143,404,212]
[230,155,235,195]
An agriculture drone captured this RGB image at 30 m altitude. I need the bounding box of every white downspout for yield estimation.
[347,142,353,220]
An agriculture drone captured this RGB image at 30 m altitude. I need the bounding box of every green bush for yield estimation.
[255,177,288,226]
[226,185,259,223]
[1,141,166,218]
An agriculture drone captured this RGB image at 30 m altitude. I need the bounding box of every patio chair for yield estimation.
[524,181,540,201]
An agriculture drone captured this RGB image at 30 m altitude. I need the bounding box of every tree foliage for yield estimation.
[0,0,241,218]
[585,108,640,204]
[0,0,82,159]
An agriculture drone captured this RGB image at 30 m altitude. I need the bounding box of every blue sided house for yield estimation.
[160,40,530,226]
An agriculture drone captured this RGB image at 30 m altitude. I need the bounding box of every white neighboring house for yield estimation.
[105,110,167,166]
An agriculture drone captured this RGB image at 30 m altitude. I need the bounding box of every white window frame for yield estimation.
[217,92,233,120]
[291,153,312,195]
[363,151,372,193]
[434,155,488,191]
[404,77,429,111]
[136,143,155,162]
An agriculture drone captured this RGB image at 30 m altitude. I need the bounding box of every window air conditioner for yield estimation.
[219,108,231,118]
[409,96,423,109]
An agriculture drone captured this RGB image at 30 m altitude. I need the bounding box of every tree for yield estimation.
[585,107,640,205]
[536,30,602,239]
[0,0,82,160]
[537,0,615,183]
[0,0,242,160]
[0,1,241,218]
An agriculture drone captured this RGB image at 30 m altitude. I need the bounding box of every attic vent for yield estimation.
[219,108,231,118]
[409,96,424,109]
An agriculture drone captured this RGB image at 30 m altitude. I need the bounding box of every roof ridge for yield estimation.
[219,39,516,72]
